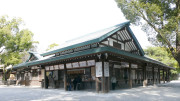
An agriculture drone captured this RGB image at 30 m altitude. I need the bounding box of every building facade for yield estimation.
[12,21,174,93]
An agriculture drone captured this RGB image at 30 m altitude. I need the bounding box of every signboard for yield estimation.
[79,61,87,67]
[104,62,109,77]
[96,62,102,77]
[45,66,49,70]
[131,64,138,68]
[59,64,64,69]
[87,60,95,66]
[66,63,72,68]
[54,65,59,70]
[32,66,38,69]
[72,62,79,68]
[121,62,129,68]
[114,64,121,68]
[50,66,54,70]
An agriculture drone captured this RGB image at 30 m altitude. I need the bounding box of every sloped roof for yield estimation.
[13,21,174,70]
[26,51,43,62]
[13,47,174,69]
[41,21,144,56]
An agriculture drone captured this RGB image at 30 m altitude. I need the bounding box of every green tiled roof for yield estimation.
[13,46,174,69]
[41,21,144,56]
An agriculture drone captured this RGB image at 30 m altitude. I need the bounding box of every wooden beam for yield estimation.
[163,68,165,83]
[64,63,67,91]
[130,50,139,53]
[143,64,147,87]
[152,67,155,85]
[101,59,105,93]
[158,67,161,84]
[124,39,133,43]
[129,62,132,88]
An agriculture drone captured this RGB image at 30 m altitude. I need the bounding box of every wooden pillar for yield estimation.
[152,67,155,85]
[168,69,170,82]
[44,67,47,89]
[64,63,67,91]
[158,68,160,84]
[143,64,147,87]
[107,77,110,92]
[96,78,100,93]
[163,68,165,83]
[101,60,105,93]
[128,63,132,88]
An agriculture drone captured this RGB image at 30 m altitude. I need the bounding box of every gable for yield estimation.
[41,21,144,57]
[100,26,144,56]
[26,52,42,62]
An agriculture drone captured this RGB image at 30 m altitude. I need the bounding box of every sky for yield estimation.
[0,0,152,52]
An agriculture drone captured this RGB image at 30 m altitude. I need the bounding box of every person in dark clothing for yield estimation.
[77,76,82,90]
[73,77,77,90]
[45,75,49,89]
[67,76,72,91]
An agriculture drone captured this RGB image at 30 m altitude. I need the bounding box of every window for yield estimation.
[113,41,121,49]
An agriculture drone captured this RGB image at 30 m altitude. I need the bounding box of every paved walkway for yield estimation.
[0,80,180,101]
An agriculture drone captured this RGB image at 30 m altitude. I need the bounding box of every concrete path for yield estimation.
[0,80,180,101]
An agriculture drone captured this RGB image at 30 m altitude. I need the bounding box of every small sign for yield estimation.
[54,65,59,70]
[131,64,138,68]
[79,61,87,67]
[104,62,109,77]
[50,66,54,70]
[87,60,95,66]
[96,62,102,77]
[45,66,49,70]
[59,64,64,69]
[114,64,121,68]
[121,62,129,67]
[72,62,79,68]
[66,63,72,68]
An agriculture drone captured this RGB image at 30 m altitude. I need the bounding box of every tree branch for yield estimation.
[0,48,5,53]
[133,3,175,57]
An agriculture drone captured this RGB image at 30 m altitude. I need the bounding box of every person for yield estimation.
[73,76,77,90]
[45,75,49,89]
[67,76,72,91]
[77,75,82,90]
[111,76,116,90]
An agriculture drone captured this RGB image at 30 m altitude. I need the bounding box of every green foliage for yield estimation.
[0,16,38,67]
[115,0,180,66]
[144,47,179,74]
[46,43,59,51]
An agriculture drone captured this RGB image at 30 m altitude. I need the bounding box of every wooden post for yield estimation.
[107,77,110,92]
[152,67,155,85]
[167,69,169,82]
[96,78,100,93]
[143,64,147,87]
[158,68,160,84]
[64,63,67,91]
[163,68,165,83]
[129,63,132,88]
[44,68,47,89]
[168,69,170,82]
[101,60,105,93]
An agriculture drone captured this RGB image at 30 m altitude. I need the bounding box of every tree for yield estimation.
[144,47,179,79]
[0,16,38,80]
[115,0,180,66]
[46,43,59,51]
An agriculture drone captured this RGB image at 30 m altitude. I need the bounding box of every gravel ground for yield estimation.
[0,80,180,101]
